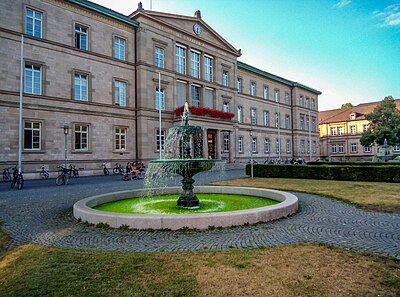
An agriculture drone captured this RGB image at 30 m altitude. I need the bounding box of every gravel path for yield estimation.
[1,170,399,258]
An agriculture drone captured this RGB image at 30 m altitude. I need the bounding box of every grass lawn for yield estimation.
[0,226,10,256]
[0,242,399,297]
[213,178,400,213]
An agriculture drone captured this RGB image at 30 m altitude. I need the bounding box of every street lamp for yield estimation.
[63,124,69,168]
[249,129,254,179]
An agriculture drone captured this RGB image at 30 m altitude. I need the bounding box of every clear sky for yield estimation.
[92,0,399,111]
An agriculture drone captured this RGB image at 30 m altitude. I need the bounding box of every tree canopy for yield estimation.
[341,102,353,109]
[360,96,400,146]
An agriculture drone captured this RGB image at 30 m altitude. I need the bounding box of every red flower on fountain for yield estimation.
[174,105,234,120]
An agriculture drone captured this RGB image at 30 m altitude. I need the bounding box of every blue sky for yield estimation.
[92,0,400,111]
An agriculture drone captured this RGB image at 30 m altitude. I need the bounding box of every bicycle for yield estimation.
[102,163,110,176]
[10,167,24,190]
[113,163,124,175]
[39,165,49,179]
[2,167,12,182]
[56,166,69,186]
[68,164,79,178]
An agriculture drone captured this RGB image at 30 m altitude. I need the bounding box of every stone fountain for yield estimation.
[148,102,221,208]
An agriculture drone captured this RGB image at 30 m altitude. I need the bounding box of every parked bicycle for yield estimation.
[10,166,24,190]
[68,164,79,178]
[39,165,49,179]
[56,166,69,186]
[102,163,110,176]
[2,167,12,182]
[113,163,124,175]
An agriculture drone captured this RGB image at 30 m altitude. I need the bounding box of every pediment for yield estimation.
[131,10,241,56]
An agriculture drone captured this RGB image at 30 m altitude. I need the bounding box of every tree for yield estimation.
[360,96,400,146]
[341,102,353,109]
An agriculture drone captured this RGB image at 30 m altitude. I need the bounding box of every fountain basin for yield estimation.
[73,186,298,230]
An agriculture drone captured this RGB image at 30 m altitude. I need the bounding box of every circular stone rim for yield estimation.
[73,186,298,230]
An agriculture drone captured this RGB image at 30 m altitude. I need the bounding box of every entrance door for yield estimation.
[207,130,216,159]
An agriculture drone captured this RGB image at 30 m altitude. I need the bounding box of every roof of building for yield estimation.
[65,0,139,27]
[319,98,400,124]
[237,61,321,95]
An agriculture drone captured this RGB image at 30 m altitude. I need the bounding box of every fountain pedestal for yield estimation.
[177,176,199,208]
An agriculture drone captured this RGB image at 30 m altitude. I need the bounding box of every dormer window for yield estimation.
[350,113,356,120]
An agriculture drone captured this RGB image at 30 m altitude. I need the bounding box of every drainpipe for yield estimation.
[290,85,295,159]
[134,27,139,161]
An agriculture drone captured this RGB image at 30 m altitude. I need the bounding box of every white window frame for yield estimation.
[275,112,279,128]
[223,133,230,152]
[176,45,186,74]
[364,146,371,153]
[331,127,337,136]
[154,46,164,68]
[75,24,88,50]
[263,86,269,100]
[24,63,41,95]
[23,121,41,150]
[350,125,356,135]
[238,136,243,153]
[299,95,304,106]
[114,80,126,107]
[237,106,242,123]
[285,92,290,105]
[252,137,257,153]
[264,138,270,153]
[331,144,337,153]
[190,49,200,78]
[222,70,229,86]
[338,144,344,153]
[276,139,280,154]
[25,7,42,38]
[74,124,89,151]
[351,143,357,153]
[204,55,213,82]
[223,101,230,112]
[191,84,201,107]
[156,87,165,110]
[286,139,291,153]
[305,97,309,108]
[115,127,127,151]
[250,82,256,97]
[338,127,344,136]
[275,89,280,103]
[74,73,88,101]
[156,129,165,152]
[285,115,290,129]
[114,36,126,60]
[263,111,269,127]
[251,108,257,126]
[237,78,242,93]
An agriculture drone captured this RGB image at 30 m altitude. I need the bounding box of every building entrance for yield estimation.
[207,130,216,159]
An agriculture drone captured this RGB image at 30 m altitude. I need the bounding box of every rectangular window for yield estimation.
[299,95,304,106]
[285,115,290,129]
[306,116,310,131]
[223,101,230,112]
[351,143,357,153]
[156,87,165,110]
[263,111,269,127]
[275,90,280,103]
[156,130,165,151]
[237,78,242,93]
[176,45,186,74]
[286,140,291,153]
[305,97,309,108]
[312,141,317,154]
[204,56,213,82]
[307,140,310,153]
[115,127,126,151]
[74,73,88,101]
[251,109,257,126]
[114,80,126,106]
[75,24,88,50]
[300,115,305,130]
[223,133,230,152]
[237,106,242,123]
[311,99,315,110]
[24,121,41,150]
[264,138,270,153]
[331,144,337,153]
[275,112,279,128]
[204,87,213,109]
[26,8,42,38]
[176,81,187,107]
[190,50,200,78]
[363,124,369,132]
[238,136,243,153]
[74,125,88,150]
[312,117,317,131]
[338,127,344,135]
[364,146,371,153]
[191,85,200,107]
[301,140,305,154]
[154,47,164,68]
[338,144,344,153]
[263,86,269,100]
[285,92,290,105]
[330,127,337,136]
[24,63,41,95]
[222,71,229,86]
[276,139,280,154]
[250,82,256,96]
[114,37,126,60]
[350,125,356,135]
[252,137,257,153]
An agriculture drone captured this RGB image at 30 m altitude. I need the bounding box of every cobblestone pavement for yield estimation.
[1,170,399,258]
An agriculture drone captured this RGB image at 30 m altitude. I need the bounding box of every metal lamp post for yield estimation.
[63,124,69,168]
[249,129,254,179]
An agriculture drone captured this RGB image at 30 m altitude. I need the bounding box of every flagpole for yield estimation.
[309,110,312,161]
[158,71,162,159]
[18,34,24,174]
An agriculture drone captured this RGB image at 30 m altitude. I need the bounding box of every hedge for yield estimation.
[307,161,400,166]
[245,164,400,182]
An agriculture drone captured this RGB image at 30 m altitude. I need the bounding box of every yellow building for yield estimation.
[319,99,400,161]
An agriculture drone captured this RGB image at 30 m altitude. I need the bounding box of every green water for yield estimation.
[94,194,278,214]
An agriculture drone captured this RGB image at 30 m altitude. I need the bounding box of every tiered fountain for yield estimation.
[73,102,298,230]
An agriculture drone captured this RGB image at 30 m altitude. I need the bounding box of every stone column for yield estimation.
[203,128,209,159]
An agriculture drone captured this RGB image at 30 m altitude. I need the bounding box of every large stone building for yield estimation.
[0,0,321,177]
[319,99,400,161]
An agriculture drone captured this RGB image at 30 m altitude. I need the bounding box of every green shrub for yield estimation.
[307,161,400,166]
[246,164,400,182]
